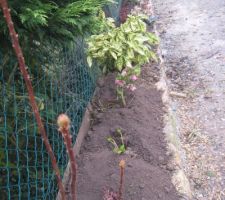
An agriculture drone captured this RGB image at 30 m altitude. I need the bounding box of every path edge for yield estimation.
[150,1,192,199]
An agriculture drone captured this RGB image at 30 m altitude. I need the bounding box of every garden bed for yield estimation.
[76,61,179,199]
[60,0,182,199]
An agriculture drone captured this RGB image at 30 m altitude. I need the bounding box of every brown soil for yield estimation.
[76,61,179,199]
[119,0,136,23]
[74,1,179,199]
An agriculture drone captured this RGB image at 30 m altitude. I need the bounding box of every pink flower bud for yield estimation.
[115,79,125,87]
[130,75,138,81]
[115,79,120,84]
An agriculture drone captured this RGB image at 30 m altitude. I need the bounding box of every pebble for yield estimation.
[127,163,133,168]
[164,186,170,193]
[139,184,145,189]
[158,193,162,198]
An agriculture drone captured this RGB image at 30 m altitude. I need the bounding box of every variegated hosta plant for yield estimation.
[87,13,159,105]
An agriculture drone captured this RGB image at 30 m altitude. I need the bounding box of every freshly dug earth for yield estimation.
[119,0,136,23]
[76,63,179,199]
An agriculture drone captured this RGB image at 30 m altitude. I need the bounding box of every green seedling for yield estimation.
[107,128,126,154]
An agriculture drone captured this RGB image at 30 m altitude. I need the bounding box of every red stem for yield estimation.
[0,1,66,199]
[118,165,124,200]
[61,129,77,200]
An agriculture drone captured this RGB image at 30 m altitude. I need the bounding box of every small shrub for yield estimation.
[87,14,158,105]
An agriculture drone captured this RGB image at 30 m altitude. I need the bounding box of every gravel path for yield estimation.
[153,0,225,199]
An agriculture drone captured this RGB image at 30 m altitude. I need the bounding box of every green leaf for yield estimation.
[115,57,124,71]
[38,102,45,111]
[110,51,117,60]
[118,145,126,154]
[125,60,132,68]
[87,56,93,67]
[135,35,149,43]
[133,66,141,75]
[127,49,134,58]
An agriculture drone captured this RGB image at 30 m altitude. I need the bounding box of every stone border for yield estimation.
[150,1,192,199]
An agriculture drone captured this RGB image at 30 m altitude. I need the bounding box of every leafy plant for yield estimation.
[107,128,126,154]
[87,14,159,105]
[87,14,158,73]
[115,67,140,105]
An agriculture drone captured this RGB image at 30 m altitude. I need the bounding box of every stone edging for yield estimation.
[150,1,192,199]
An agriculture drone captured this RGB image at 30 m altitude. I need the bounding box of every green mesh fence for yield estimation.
[104,0,122,21]
[0,2,122,200]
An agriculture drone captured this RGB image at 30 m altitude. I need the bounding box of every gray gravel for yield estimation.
[153,0,225,199]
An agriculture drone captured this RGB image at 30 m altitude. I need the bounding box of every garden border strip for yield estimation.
[150,0,192,198]
[58,1,193,199]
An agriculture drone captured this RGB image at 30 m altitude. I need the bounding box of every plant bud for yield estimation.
[119,160,126,169]
[57,114,71,130]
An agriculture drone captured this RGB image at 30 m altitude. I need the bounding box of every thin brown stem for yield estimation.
[0,1,66,199]
[118,160,125,200]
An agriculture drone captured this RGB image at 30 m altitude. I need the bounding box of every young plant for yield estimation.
[107,128,126,154]
[115,67,140,106]
[103,160,126,200]
[118,160,125,200]
[87,14,158,105]
[57,114,77,200]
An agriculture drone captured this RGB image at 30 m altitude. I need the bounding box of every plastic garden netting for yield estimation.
[0,1,122,199]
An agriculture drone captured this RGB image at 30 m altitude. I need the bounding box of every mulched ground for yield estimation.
[76,60,179,199]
